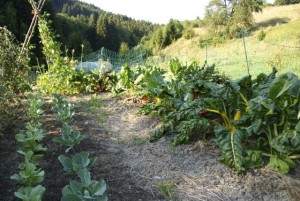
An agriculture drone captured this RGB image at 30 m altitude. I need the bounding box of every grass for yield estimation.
[154,181,176,201]
[80,94,107,125]
[154,4,300,79]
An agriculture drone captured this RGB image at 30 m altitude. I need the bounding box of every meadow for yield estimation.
[157,4,300,79]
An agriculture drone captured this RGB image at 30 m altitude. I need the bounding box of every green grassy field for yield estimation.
[153,4,300,79]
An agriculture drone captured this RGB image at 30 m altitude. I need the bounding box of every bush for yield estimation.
[258,30,266,41]
[198,34,226,48]
[0,27,28,134]
[183,28,195,39]
[0,27,29,92]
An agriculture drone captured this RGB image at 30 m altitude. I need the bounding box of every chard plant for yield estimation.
[248,72,300,174]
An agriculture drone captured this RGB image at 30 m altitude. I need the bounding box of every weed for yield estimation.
[131,136,147,146]
[154,181,176,201]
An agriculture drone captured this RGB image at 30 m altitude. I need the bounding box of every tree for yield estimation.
[88,13,95,27]
[96,15,108,38]
[205,0,263,37]
[119,42,129,55]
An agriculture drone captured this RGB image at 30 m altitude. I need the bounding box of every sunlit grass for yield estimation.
[156,4,300,79]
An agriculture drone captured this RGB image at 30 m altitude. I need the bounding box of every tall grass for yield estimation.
[155,4,300,79]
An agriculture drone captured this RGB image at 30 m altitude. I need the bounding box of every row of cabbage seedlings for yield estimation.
[10,93,47,200]
[51,94,107,201]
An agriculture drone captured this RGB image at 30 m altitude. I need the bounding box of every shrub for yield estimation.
[0,27,29,92]
[258,30,266,41]
[183,28,195,40]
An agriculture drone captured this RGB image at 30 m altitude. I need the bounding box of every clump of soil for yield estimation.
[1,93,299,201]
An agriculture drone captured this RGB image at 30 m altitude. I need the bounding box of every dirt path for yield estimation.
[70,93,300,201]
[1,93,299,201]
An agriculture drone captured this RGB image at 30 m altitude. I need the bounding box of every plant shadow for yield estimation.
[254,17,290,31]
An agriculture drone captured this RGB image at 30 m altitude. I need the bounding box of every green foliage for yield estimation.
[27,93,45,125]
[0,27,29,92]
[0,83,25,135]
[182,28,195,40]
[14,185,46,201]
[204,0,263,38]
[52,94,75,125]
[119,42,129,55]
[257,29,266,41]
[154,181,176,201]
[51,92,107,199]
[123,57,299,174]
[10,162,45,186]
[249,72,300,173]
[112,64,135,93]
[58,152,97,174]
[53,126,84,152]
[17,150,44,170]
[141,20,183,53]
[15,123,47,152]
[61,169,107,201]
[37,14,80,95]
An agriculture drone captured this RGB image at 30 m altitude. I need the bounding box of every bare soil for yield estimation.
[1,92,300,201]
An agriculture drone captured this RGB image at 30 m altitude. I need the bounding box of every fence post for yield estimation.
[241,31,250,76]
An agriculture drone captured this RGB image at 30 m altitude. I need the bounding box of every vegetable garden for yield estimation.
[0,7,300,201]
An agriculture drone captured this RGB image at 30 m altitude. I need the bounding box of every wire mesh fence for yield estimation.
[157,38,300,79]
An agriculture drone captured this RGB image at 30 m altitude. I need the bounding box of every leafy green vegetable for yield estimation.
[58,152,96,174]
[10,162,44,186]
[14,185,46,201]
[61,169,107,201]
[53,125,84,152]
[15,123,47,152]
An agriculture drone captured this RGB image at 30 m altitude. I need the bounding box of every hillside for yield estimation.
[157,4,300,79]
[50,0,158,54]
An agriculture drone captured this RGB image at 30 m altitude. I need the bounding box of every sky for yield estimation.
[80,0,210,24]
[80,0,275,24]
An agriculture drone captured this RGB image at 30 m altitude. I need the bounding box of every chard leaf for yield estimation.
[270,131,300,154]
[245,150,264,168]
[215,126,248,173]
[269,72,298,100]
[267,155,295,174]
